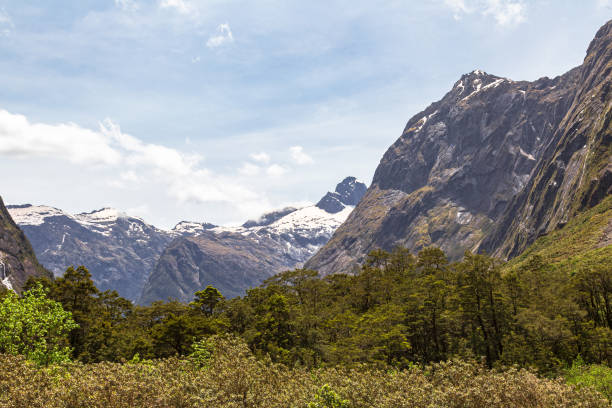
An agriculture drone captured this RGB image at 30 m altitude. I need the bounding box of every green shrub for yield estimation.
[188,337,214,369]
[308,384,350,408]
[565,357,612,400]
[0,283,77,366]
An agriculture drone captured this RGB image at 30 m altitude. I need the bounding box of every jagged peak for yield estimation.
[316,176,368,213]
[586,19,612,58]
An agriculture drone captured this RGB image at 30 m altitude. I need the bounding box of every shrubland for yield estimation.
[0,336,609,408]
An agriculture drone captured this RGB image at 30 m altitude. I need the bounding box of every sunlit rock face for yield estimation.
[307,21,612,275]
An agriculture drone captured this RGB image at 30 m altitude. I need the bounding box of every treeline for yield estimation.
[6,246,612,374]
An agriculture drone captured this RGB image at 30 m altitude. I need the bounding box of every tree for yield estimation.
[456,251,506,366]
[191,285,225,316]
[0,283,78,365]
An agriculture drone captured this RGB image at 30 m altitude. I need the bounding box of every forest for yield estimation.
[1,240,611,407]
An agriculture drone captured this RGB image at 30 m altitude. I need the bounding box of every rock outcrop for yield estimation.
[0,197,50,291]
[306,21,612,274]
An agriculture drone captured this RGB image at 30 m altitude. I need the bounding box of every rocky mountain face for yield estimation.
[480,21,612,258]
[316,177,368,213]
[306,21,612,275]
[0,197,50,291]
[8,205,178,300]
[139,177,367,303]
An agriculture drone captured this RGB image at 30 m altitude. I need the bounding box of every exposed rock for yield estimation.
[0,197,50,291]
[8,205,179,300]
[139,177,366,303]
[316,177,368,213]
[306,21,612,274]
[480,20,612,258]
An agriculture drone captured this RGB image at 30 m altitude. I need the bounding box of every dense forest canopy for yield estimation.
[2,243,607,376]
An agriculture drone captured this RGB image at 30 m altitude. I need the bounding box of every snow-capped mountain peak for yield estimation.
[6,204,71,226]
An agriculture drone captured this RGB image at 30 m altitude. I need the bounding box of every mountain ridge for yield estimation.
[306,21,611,274]
[139,177,367,303]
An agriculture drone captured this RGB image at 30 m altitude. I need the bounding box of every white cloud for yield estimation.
[114,0,139,12]
[442,0,525,26]
[444,0,470,20]
[0,109,121,165]
[0,9,14,36]
[483,0,525,26]
[0,108,267,216]
[239,162,261,176]
[126,204,150,219]
[206,23,234,48]
[266,164,287,177]
[289,145,314,165]
[160,0,191,14]
[250,152,271,163]
[596,0,612,7]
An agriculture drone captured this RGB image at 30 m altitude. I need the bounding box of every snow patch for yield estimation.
[456,209,473,225]
[0,255,13,292]
[519,147,535,161]
[173,221,213,235]
[455,80,465,94]
[461,78,504,102]
[414,110,439,133]
[75,208,126,223]
[8,205,68,226]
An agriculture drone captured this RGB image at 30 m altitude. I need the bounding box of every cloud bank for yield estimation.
[0,109,267,217]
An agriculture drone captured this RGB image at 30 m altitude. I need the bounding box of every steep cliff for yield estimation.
[0,197,50,291]
[307,21,612,274]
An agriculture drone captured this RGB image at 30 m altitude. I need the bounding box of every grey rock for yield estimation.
[139,176,366,304]
[0,197,50,292]
[306,21,612,274]
[316,177,367,213]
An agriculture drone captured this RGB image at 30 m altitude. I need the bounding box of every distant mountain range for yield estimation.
[7,205,177,300]
[306,21,612,274]
[7,176,367,302]
[139,177,367,303]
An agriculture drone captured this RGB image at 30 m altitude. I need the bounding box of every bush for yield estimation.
[565,357,612,401]
[308,384,350,408]
[0,338,609,408]
[0,283,77,366]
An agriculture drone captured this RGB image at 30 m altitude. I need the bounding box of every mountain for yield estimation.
[139,177,367,303]
[480,21,612,259]
[0,197,50,291]
[316,176,368,213]
[306,21,612,274]
[7,205,178,300]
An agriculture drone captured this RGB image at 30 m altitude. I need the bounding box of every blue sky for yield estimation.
[0,0,610,228]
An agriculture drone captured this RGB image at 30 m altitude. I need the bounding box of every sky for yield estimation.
[0,0,610,229]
